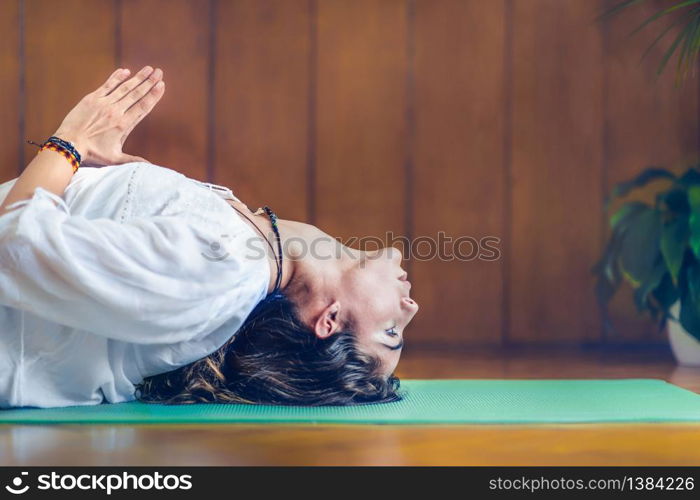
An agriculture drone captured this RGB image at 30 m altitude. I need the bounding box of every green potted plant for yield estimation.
[594,1,700,365]
[594,167,700,365]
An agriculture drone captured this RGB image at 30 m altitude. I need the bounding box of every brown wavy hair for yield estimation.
[135,293,402,406]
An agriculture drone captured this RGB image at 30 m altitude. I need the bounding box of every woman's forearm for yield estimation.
[0,139,83,213]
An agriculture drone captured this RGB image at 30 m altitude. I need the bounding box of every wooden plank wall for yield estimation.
[412,0,506,345]
[0,0,19,186]
[2,0,698,348]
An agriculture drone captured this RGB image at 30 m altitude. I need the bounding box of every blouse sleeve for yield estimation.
[0,186,267,345]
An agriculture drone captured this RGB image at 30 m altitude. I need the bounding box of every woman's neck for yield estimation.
[225,199,298,294]
[225,198,356,297]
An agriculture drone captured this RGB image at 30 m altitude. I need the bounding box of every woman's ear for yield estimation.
[313,300,342,339]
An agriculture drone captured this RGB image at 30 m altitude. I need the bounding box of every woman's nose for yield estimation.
[402,296,419,311]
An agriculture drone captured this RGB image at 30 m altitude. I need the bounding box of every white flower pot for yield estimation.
[667,301,700,367]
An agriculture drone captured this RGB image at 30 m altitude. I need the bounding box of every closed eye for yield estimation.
[383,325,403,350]
[386,339,404,351]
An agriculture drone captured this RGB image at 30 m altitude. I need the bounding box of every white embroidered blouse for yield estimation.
[0,162,270,408]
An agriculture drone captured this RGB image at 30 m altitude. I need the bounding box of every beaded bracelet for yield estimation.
[27,136,82,173]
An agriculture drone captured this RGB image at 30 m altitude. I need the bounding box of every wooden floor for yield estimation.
[2,347,700,466]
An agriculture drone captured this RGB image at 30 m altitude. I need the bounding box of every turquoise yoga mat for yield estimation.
[1,379,700,425]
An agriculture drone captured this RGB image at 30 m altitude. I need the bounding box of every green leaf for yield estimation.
[688,258,700,304]
[633,258,667,311]
[677,168,700,186]
[673,9,700,81]
[619,209,663,286]
[638,6,700,65]
[679,293,700,341]
[594,0,648,24]
[651,272,680,312]
[605,168,676,210]
[657,11,699,79]
[595,0,700,82]
[660,215,689,283]
[593,234,625,303]
[594,203,650,298]
[610,201,649,228]
[594,269,620,306]
[659,188,690,213]
[679,260,700,342]
[630,1,700,39]
[648,271,679,330]
[687,186,700,257]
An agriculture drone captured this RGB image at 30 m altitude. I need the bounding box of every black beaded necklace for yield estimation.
[229,203,283,294]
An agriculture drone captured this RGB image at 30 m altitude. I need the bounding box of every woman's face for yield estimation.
[338,246,419,376]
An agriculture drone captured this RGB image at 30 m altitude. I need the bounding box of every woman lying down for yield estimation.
[0,66,418,409]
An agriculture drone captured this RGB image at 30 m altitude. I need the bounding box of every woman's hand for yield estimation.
[52,66,165,166]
